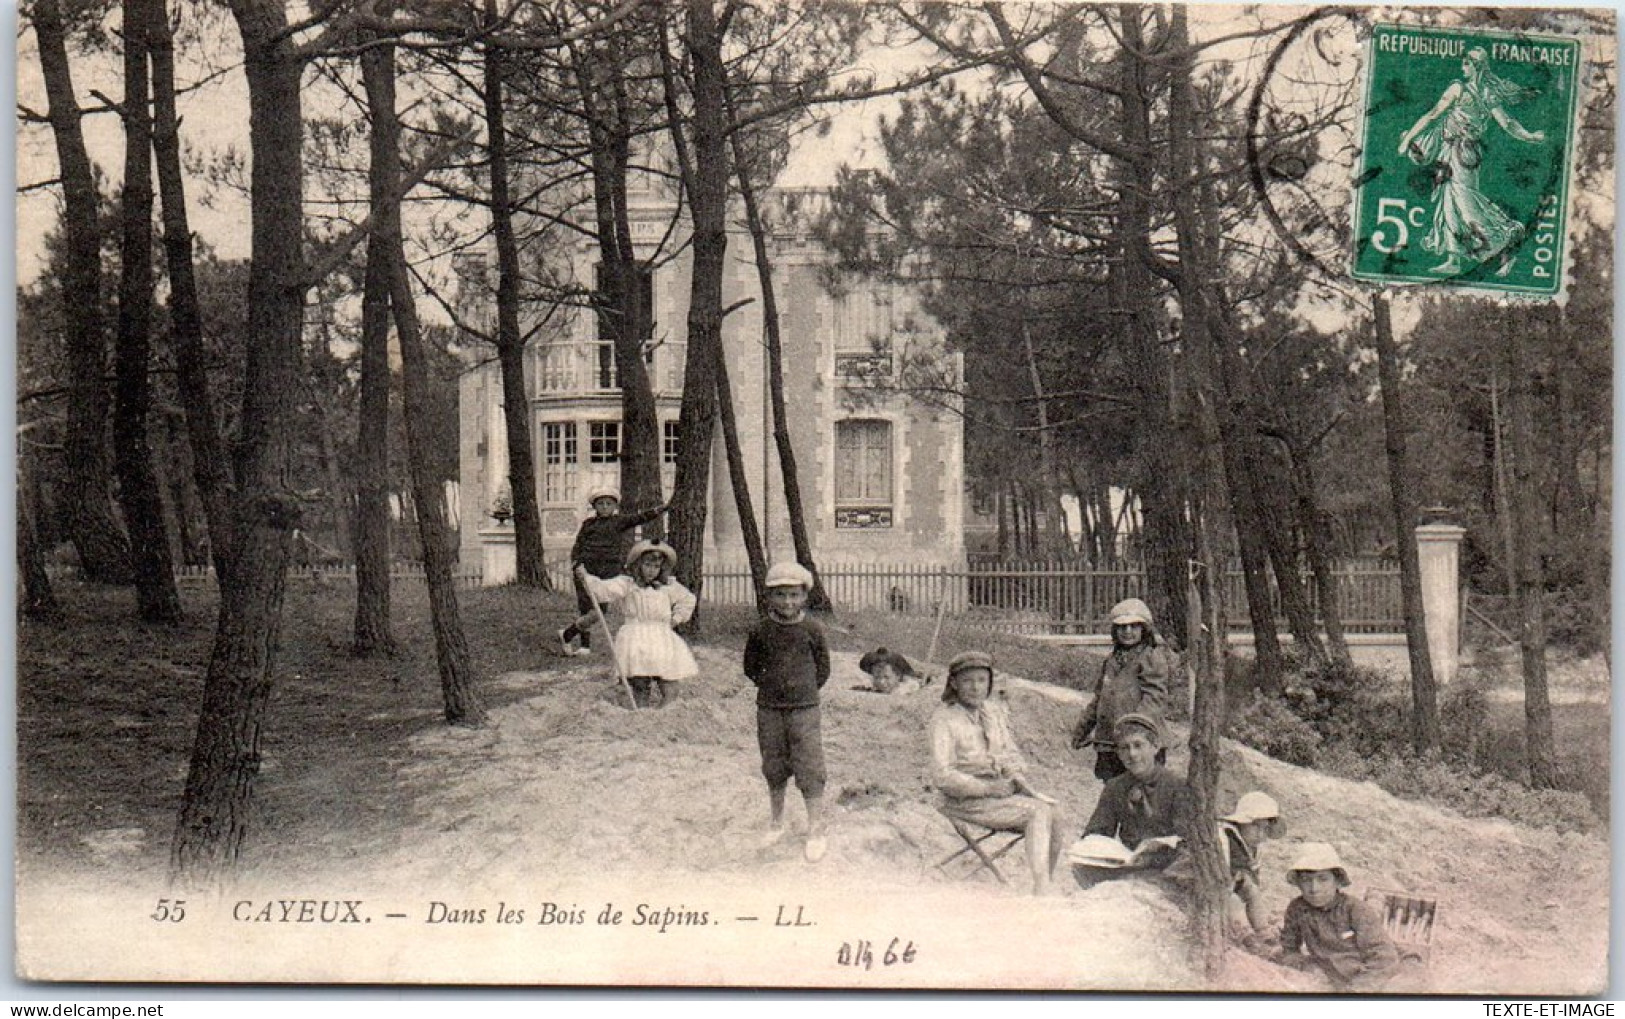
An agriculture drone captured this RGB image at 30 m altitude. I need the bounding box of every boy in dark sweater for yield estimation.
[1276,842,1402,991]
[559,490,667,654]
[743,562,830,862]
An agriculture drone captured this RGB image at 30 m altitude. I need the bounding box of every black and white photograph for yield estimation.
[11,0,1615,994]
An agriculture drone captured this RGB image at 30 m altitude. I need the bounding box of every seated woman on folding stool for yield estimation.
[929,652,1065,895]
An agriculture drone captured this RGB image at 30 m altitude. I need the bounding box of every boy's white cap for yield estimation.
[764,562,814,589]
[588,489,620,505]
[1223,791,1281,824]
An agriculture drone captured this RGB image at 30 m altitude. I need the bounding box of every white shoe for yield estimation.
[804,835,828,862]
[572,646,593,657]
[558,628,578,655]
[757,826,786,850]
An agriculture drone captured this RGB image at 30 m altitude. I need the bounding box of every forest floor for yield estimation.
[13,579,1611,993]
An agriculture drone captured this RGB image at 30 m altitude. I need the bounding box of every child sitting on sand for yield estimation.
[1073,712,1192,888]
[1276,842,1401,991]
[1221,791,1283,945]
[575,540,697,709]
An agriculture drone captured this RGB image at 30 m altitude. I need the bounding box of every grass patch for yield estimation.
[18,577,598,864]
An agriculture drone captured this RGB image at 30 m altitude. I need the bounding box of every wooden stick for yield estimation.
[927,567,949,665]
[580,568,639,711]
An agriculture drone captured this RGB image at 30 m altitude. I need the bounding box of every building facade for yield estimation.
[457,187,964,604]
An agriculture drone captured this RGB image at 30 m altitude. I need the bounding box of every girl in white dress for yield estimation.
[575,540,698,708]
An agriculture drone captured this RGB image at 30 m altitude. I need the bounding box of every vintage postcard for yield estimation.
[13,0,1614,995]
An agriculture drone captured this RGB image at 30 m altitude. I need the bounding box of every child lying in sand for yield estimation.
[1276,842,1402,991]
[857,648,922,695]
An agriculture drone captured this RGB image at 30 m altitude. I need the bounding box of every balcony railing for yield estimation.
[534,342,686,396]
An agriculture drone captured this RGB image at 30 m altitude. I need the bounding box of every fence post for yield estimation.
[1416,522,1466,685]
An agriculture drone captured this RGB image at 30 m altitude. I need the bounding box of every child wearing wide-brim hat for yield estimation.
[857,647,921,695]
[1220,791,1283,943]
[574,538,696,708]
[1276,842,1402,991]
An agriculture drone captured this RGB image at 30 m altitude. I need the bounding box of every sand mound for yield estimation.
[278,647,1605,992]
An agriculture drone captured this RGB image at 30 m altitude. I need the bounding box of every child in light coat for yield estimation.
[1070,598,1173,780]
[575,540,697,708]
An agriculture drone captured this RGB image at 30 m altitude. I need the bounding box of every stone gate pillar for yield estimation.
[1415,522,1466,685]
[480,524,516,586]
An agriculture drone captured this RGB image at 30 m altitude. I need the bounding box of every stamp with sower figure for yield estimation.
[1352,25,1581,298]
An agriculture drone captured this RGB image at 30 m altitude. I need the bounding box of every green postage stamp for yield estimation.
[1352,24,1581,297]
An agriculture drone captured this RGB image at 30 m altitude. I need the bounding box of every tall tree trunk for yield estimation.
[727,105,831,611]
[483,12,550,587]
[114,0,182,623]
[1113,5,1188,644]
[1293,452,1352,668]
[1490,375,1517,596]
[33,0,132,585]
[352,35,397,656]
[161,410,204,567]
[173,0,306,885]
[20,458,61,620]
[1371,295,1440,755]
[369,23,485,725]
[1020,316,1070,557]
[1183,225,1280,685]
[1508,315,1557,787]
[150,0,234,579]
[1167,9,1229,976]
[666,0,729,612]
[580,44,663,522]
[1252,443,1327,665]
[715,351,767,599]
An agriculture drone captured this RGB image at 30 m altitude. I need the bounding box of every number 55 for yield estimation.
[1371,198,1426,254]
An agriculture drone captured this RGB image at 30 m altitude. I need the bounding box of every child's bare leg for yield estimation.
[804,792,824,836]
[802,792,827,862]
[1024,801,1055,895]
[1240,876,1268,934]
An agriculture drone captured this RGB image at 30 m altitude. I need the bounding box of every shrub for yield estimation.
[1280,654,1410,755]
[1439,677,1491,765]
[1318,747,1601,835]
[1227,691,1322,766]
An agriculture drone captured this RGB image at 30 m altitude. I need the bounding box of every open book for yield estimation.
[1067,833,1182,869]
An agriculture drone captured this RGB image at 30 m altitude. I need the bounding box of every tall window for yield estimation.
[835,419,892,528]
[832,292,894,380]
[588,422,621,463]
[662,420,681,465]
[542,422,578,504]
